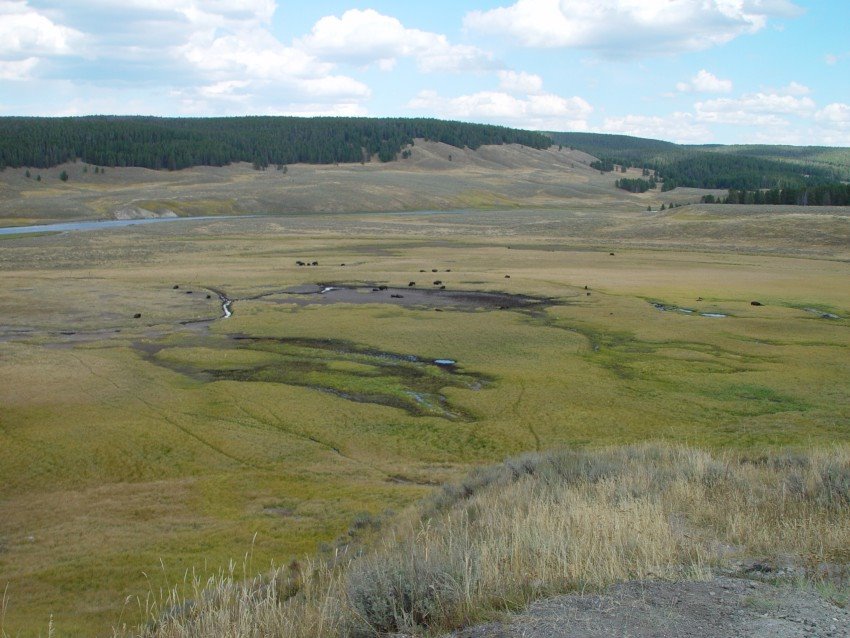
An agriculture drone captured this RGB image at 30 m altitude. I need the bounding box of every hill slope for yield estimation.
[0,141,635,225]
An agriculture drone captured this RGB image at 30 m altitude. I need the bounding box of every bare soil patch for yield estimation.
[449,577,849,638]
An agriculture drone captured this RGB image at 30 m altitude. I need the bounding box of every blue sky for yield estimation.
[1,0,849,144]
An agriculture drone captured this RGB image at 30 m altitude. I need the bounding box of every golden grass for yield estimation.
[118,443,850,638]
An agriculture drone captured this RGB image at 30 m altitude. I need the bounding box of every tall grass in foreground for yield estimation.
[119,444,850,638]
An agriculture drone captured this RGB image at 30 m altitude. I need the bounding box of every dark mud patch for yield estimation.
[138,335,490,420]
[248,284,554,313]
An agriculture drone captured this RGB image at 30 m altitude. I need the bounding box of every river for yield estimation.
[0,216,229,236]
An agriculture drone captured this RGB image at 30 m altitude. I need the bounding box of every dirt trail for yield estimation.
[449,577,849,638]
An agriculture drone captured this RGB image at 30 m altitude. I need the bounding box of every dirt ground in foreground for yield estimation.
[448,577,849,638]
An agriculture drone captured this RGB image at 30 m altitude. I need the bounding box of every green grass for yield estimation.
[0,206,848,635]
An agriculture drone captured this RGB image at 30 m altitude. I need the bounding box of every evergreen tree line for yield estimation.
[589,159,615,172]
[702,183,850,206]
[0,116,552,170]
[547,131,845,190]
[600,152,839,191]
[615,177,657,193]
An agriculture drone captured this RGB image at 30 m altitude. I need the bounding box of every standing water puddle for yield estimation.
[650,301,727,318]
[803,308,842,320]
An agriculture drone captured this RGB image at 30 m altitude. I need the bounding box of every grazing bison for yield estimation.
[408,281,416,286]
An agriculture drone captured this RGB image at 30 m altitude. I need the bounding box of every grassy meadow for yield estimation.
[129,443,850,637]
[0,186,849,635]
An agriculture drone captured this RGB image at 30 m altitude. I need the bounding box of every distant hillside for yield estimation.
[547,131,679,160]
[547,131,850,190]
[699,143,850,179]
[0,116,552,170]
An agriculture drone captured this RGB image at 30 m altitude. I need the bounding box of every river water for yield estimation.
[0,216,228,235]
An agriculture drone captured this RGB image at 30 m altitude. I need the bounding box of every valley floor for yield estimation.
[0,175,848,635]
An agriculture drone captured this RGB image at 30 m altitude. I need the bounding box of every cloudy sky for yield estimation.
[1,0,849,144]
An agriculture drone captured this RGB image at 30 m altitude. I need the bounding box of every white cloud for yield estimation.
[0,1,83,57]
[779,81,810,96]
[408,89,592,131]
[824,51,850,66]
[178,29,331,80]
[31,0,374,115]
[79,0,276,29]
[676,70,732,94]
[298,8,495,73]
[173,27,371,111]
[0,56,39,80]
[695,91,816,125]
[806,102,850,145]
[261,102,369,117]
[498,70,543,94]
[601,113,712,143]
[298,76,371,99]
[464,0,802,55]
[816,103,850,127]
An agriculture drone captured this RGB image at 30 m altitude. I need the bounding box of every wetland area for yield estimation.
[1,206,849,636]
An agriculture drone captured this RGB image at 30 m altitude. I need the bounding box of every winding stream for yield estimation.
[138,335,488,420]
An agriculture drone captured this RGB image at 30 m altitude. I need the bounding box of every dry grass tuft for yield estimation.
[118,443,850,637]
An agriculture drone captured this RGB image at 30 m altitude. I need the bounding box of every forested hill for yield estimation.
[0,116,552,170]
[548,131,850,191]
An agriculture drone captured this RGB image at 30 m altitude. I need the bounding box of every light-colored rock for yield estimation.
[113,205,177,220]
